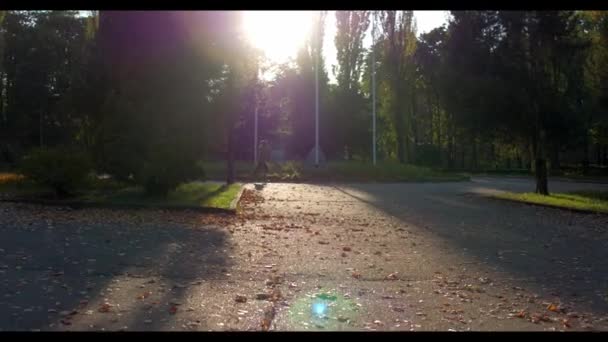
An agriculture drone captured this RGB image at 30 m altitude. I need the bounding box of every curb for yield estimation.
[230,184,246,212]
[472,175,608,185]
[478,193,608,216]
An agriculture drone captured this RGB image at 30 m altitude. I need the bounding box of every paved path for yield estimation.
[1,177,607,331]
[249,177,608,331]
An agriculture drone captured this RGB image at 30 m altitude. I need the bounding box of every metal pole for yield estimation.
[315,12,320,167]
[254,100,258,165]
[372,12,377,166]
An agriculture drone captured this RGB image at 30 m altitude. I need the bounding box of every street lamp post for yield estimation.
[315,12,320,168]
[254,101,258,165]
[371,11,377,166]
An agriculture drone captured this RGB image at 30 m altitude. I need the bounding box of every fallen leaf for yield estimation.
[235,295,247,303]
[386,272,399,280]
[98,303,112,313]
[169,306,178,315]
[547,304,559,312]
[137,291,152,300]
[343,247,352,252]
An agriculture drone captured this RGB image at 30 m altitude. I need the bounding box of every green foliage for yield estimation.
[3,10,608,192]
[269,161,302,181]
[414,144,442,167]
[136,146,205,197]
[18,147,92,196]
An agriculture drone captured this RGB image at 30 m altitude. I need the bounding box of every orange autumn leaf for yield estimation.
[98,303,112,313]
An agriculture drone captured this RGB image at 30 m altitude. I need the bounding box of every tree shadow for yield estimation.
[0,204,234,331]
[333,182,608,317]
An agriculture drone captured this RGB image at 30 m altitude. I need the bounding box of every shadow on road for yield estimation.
[333,181,608,317]
[0,204,234,331]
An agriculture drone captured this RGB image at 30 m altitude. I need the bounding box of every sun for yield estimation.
[241,11,316,64]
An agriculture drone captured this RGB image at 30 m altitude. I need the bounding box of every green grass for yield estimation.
[201,160,468,183]
[1,172,242,210]
[81,181,242,209]
[494,191,608,214]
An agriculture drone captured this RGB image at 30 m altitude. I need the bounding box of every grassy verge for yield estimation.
[81,181,242,210]
[201,160,468,183]
[493,191,608,214]
[1,173,242,210]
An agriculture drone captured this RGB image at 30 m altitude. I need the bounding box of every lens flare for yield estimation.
[312,302,327,317]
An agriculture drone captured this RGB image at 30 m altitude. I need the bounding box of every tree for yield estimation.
[498,11,588,194]
[96,11,224,194]
[332,11,370,158]
[378,11,418,163]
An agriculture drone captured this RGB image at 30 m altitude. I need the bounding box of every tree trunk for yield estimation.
[471,135,478,171]
[582,135,590,173]
[597,143,602,166]
[528,142,534,172]
[550,143,560,171]
[534,129,549,195]
[410,87,417,164]
[535,158,548,194]
[396,132,405,164]
[517,152,523,169]
[437,109,442,151]
[460,142,465,170]
[446,119,454,169]
[447,135,454,169]
[489,143,495,169]
[226,127,235,185]
[428,94,436,145]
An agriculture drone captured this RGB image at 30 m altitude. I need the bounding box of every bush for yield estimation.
[19,147,93,197]
[136,147,205,197]
[414,144,442,168]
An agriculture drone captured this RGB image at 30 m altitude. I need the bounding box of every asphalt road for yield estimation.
[1,177,607,331]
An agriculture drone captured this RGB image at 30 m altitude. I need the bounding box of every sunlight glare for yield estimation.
[242,11,315,64]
